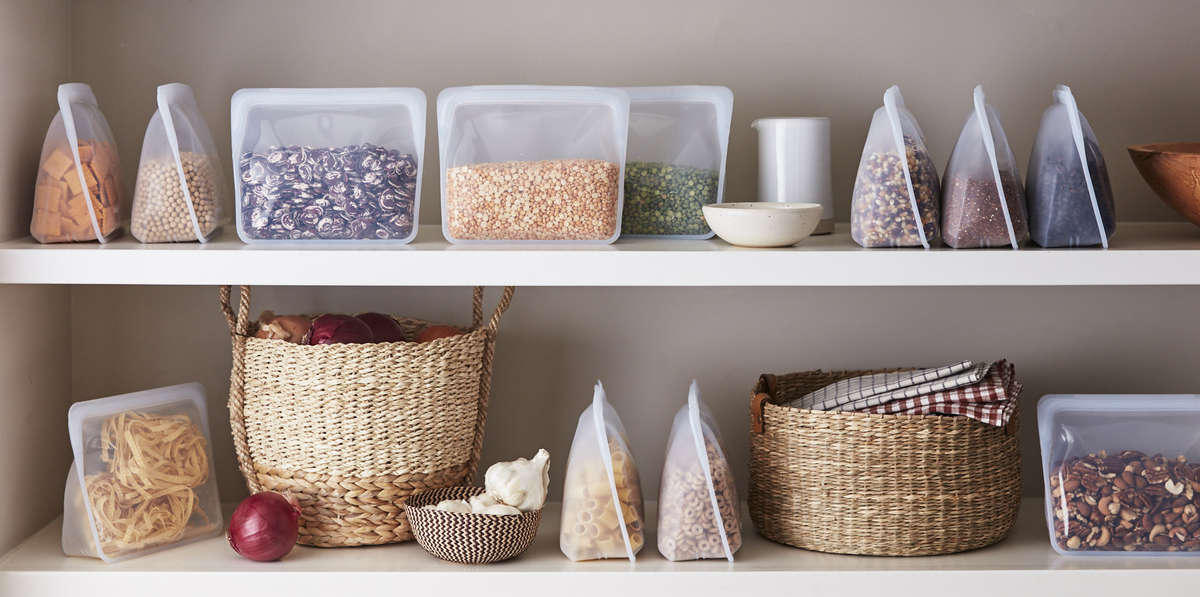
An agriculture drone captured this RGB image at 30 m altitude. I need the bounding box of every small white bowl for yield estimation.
[702,202,823,247]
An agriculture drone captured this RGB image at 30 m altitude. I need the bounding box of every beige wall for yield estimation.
[0,0,72,553]
[70,285,1200,503]
[71,0,1200,225]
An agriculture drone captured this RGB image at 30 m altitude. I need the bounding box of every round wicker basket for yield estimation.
[748,368,1021,556]
[220,286,514,547]
[405,487,542,564]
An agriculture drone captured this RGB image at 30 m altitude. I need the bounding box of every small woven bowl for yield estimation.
[404,487,542,564]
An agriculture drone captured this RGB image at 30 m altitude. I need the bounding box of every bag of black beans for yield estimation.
[620,87,732,238]
[1026,85,1116,248]
[941,85,1028,249]
[851,86,940,248]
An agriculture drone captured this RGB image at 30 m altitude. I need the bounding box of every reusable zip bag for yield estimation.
[62,382,221,563]
[231,88,425,244]
[131,83,224,243]
[620,86,733,238]
[560,382,646,561]
[941,85,1028,249]
[658,381,742,562]
[851,85,941,248]
[1026,85,1116,248]
[439,86,630,244]
[31,83,122,243]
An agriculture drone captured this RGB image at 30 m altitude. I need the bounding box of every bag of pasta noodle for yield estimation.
[658,381,741,561]
[560,382,645,561]
[62,383,221,563]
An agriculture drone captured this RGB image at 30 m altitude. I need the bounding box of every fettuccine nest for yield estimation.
[85,411,210,556]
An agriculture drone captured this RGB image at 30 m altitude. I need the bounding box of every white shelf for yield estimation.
[1,223,1198,286]
[3,498,1199,596]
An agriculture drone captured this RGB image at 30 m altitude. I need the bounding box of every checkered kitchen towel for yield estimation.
[790,360,990,412]
[861,360,1019,426]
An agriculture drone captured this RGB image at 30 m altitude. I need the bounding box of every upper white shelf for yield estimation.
[3,498,1200,597]
[1,223,1198,286]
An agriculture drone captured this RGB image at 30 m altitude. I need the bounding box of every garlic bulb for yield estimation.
[468,492,498,511]
[426,499,471,513]
[477,503,521,516]
[484,448,551,512]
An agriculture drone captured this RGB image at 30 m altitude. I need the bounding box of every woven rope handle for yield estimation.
[472,286,515,333]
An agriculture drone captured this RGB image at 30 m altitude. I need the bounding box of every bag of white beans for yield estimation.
[560,382,646,561]
[657,380,741,561]
[131,83,224,243]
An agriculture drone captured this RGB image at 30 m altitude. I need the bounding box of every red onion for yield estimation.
[355,312,406,343]
[307,314,374,345]
[228,492,300,562]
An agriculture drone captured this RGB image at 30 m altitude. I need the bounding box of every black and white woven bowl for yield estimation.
[404,487,542,564]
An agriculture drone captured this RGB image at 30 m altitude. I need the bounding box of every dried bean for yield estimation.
[238,143,416,241]
[851,137,940,247]
[444,159,619,241]
[942,170,1028,248]
[621,161,717,236]
[132,152,219,242]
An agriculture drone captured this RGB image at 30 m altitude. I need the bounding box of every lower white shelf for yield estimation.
[3,498,1199,596]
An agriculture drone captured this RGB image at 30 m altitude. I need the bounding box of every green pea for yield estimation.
[621,161,720,236]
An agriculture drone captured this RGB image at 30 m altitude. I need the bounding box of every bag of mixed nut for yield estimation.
[657,381,741,561]
[231,88,425,243]
[131,84,224,243]
[941,85,1028,249]
[1039,394,1200,554]
[1026,85,1116,248]
[438,86,630,244]
[560,382,646,561]
[31,83,122,243]
[620,86,732,238]
[850,86,940,248]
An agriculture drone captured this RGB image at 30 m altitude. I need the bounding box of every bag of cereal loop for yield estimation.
[657,381,741,561]
[560,382,645,561]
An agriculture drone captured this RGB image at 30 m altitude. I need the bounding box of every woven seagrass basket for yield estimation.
[220,285,514,547]
[748,368,1021,556]
[405,487,542,564]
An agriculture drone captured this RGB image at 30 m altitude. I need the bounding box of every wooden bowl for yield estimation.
[1128,143,1200,227]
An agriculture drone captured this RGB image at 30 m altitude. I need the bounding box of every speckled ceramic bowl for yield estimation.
[702,202,822,247]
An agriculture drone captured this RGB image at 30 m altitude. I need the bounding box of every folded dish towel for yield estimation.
[790,360,1019,426]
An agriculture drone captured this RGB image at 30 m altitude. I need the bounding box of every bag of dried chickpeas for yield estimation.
[30,83,122,243]
[560,382,645,561]
[657,381,741,561]
[131,83,224,242]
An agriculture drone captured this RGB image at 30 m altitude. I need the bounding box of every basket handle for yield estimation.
[219,285,260,492]
[472,286,516,333]
[750,374,778,434]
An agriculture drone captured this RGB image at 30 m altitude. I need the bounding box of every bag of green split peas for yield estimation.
[620,86,733,239]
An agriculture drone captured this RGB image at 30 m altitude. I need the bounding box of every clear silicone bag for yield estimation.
[942,86,1028,249]
[620,86,732,239]
[438,86,630,244]
[1039,394,1200,555]
[31,83,122,243]
[63,382,222,563]
[131,84,224,243]
[1026,85,1116,248]
[231,88,425,244]
[851,86,941,248]
[560,382,645,561]
[657,381,741,562]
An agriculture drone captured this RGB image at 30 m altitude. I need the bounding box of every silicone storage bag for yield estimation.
[621,86,733,239]
[1039,394,1200,555]
[132,83,225,243]
[31,83,122,243]
[438,86,630,244]
[231,87,425,244]
[63,383,221,563]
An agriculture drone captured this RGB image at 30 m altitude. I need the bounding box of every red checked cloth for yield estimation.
[860,360,1019,426]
